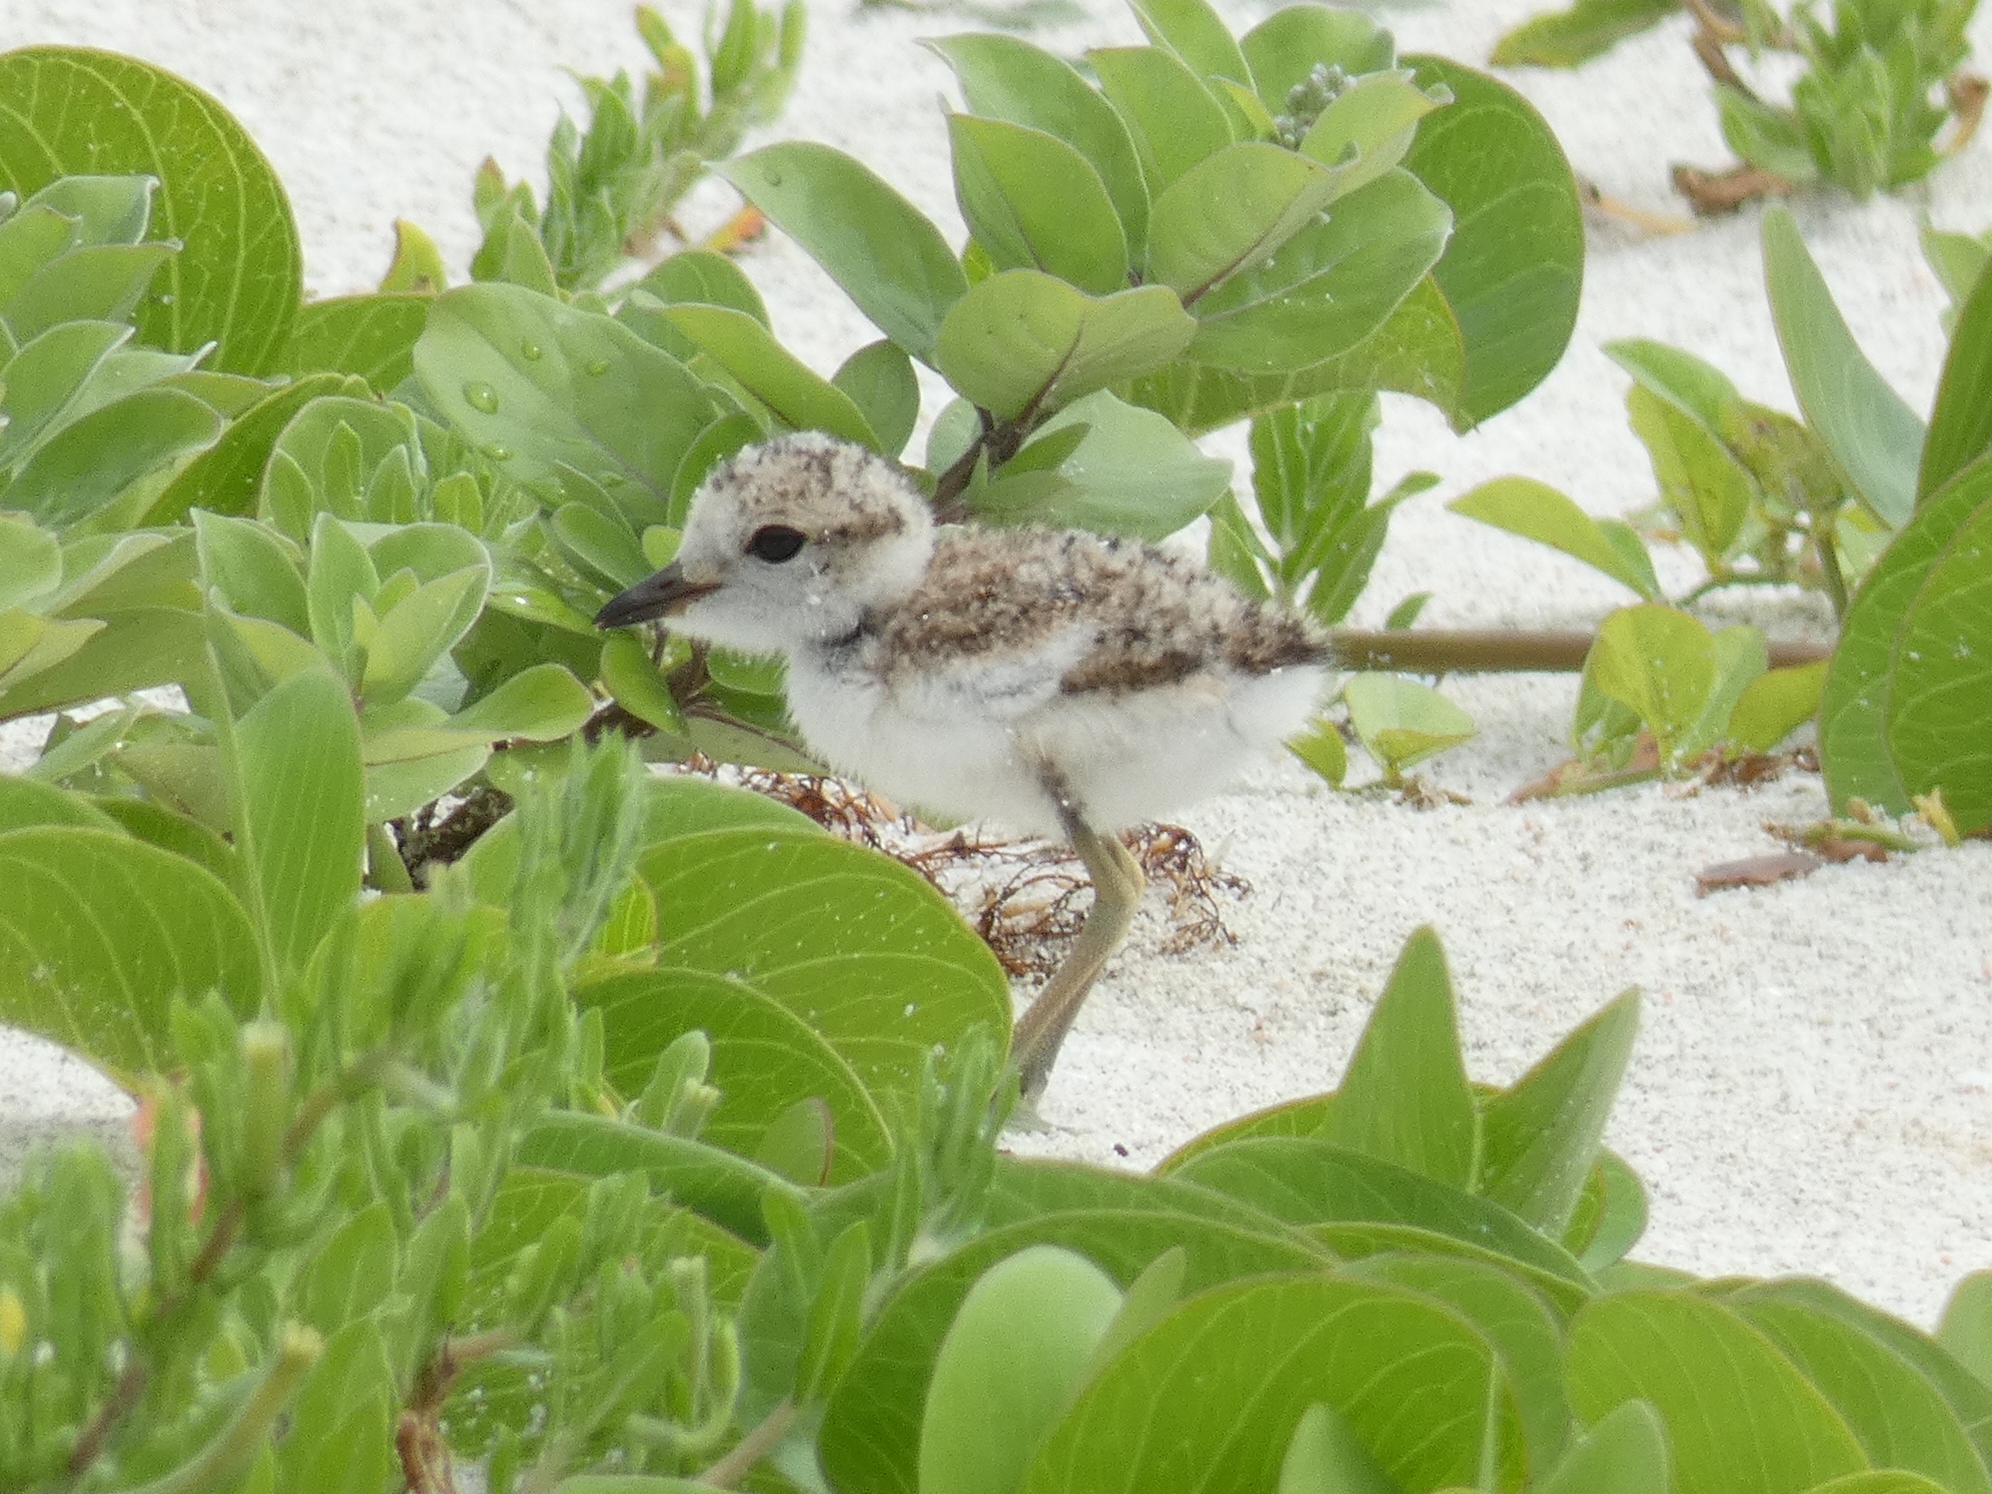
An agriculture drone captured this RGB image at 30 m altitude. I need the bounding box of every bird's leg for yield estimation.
[1011,803,1146,1101]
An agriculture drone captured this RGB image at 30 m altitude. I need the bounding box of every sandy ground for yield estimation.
[3,0,1990,1329]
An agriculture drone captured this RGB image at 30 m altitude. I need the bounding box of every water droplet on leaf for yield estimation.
[463,381,500,413]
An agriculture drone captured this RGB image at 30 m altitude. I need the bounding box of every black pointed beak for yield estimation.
[594,562,721,628]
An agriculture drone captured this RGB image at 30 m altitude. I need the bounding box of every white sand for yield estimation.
[3,0,1990,1329]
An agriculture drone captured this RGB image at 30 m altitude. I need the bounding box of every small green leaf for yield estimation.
[1186,169,1451,374]
[1240,7,1393,112]
[935,272,1194,421]
[3,240,175,342]
[597,632,687,734]
[1534,1400,1671,1494]
[1763,206,1924,529]
[1326,925,1476,1187]
[1449,477,1660,598]
[926,34,1149,258]
[359,565,490,705]
[1277,1402,1398,1494]
[146,373,362,526]
[1627,385,1757,564]
[1491,0,1680,67]
[1479,990,1639,1235]
[658,301,878,446]
[0,512,61,611]
[1344,673,1476,777]
[967,389,1229,540]
[1088,46,1233,192]
[1678,625,1767,761]
[1297,71,1448,198]
[722,143,968,364]
[1127,0,1252,89]
[1584,605,1716,766]
[633,249,771,327]
[832,340,920,458]
[1728,661,1827,752]
[8,387,223,529]
[947,114,1129,294]
[920,1245,1124,1494]
[0,48,303,372]
[1148,142,1339,305]
[1921,253,1992,502]
[234,667,363,980]
[1287,716,1347,787]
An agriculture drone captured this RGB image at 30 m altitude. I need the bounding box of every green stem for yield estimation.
[116,1326,321,1494]
[1330,627,1831,675]
[1812,525,1850,622]
[698,1398,798,1489]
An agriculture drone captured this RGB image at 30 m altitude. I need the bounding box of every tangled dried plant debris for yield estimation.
[677,756,1246,975]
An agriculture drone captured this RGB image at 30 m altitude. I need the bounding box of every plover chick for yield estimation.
[597,432,1332,1099]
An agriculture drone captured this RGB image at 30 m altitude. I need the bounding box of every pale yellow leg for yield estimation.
[1012,816,1145,1102]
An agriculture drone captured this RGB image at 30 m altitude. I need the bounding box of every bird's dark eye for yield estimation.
[746,525,808,563]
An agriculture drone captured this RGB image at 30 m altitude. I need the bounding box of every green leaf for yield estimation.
[1568,1292,1868,1494]
[0,775,120,833]
[360,565,490,704]
[1727,1285,1992,1494]
[1678,625,1768,761]
[1276,1402,1397,1494]
[1449,477,1660,599]
[1185,168,1451,373]
[1799,1477,1955,1494]
[635,827,1011,1109]
[1479,989,1639,1236]
[1127,0,1252,89]
[1492,0,1680,65]
[1584,604,1716,765]
[1534,1400,1671,1494]
[597,631,686,734]
[0,825,259,1078]
[1728,661,1827,752]
[1326,926,1476,1188]
[413,281,715,527]
[926,34,1149,259]
[8,387,223,529]
[234,667,363,980]
[1763,206,1924,529]
[935,271,1194,421]
[1148,142,1339,305]
[294,1201,398,1337]
[833,340,920,458]
[0,48,302,372]
[1627,385,1758,564]
[278,293,431,392]
[1172,1136,1596,1309]
[1718,87,1820,184]
[1568,1150,1649,1272]
[145,373,363,526]
[3,240,175,342]
[657,301,879,446]
[632,249,770,327]
[1397,57,1584,428]
[967,389,1230,540]
[1020,1274,1519,1493]
[1921,255,1992,503]
[1297,71,1449,197]
[722,143,968,364]
[578,967,892,1184]
[1819,456,1992,833]
[1286,715,1347,787]
[516,1110,802,1245]
[1940,1272,1992,1392]
[1344,673,1476,776]
[0,318,132,471]
[0,512,61,611]
[1239,7,1393,113]
[821,1202,1330,1494]
[0,606,206,720]
[921,1245,1124,1494]
[947,114,1129,294]
[1087,45,1233,192]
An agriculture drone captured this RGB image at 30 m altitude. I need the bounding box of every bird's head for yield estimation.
[595,432,935,654]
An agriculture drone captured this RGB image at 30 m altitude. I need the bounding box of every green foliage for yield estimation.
[1495,0,1982,198]
[471,0,806,294]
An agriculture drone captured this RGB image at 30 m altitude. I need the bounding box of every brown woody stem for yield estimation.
[1330,627,1831,675]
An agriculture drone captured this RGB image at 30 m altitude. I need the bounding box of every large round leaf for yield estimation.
[0,825,260,1079]
[579,966,892,1183]
[822,1210,1333,1494]
[635,827,1011,1105]
[0,47,301,372]
[1568,1291,1868,1494]
[1020,1273,1520,1493]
